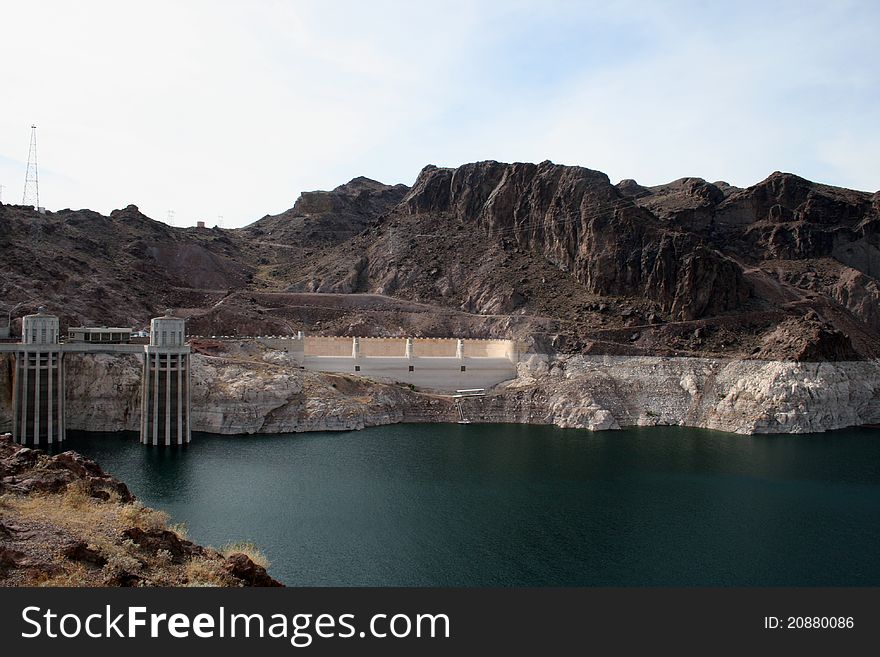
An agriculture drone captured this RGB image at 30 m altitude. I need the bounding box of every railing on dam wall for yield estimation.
[303,336,516,360]
[249,335,518,361]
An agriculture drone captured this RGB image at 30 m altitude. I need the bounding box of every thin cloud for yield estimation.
[0,0,876,227]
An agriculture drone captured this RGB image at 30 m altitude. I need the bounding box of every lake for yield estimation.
[64,423,880,586]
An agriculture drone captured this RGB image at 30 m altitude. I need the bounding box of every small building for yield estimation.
[68,326,132,344]
[196,221,206,229]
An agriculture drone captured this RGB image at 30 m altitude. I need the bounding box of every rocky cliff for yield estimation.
[402,161,750,320]
[497,354,880,434]
[241,176,409,248]
[2,351,878,436]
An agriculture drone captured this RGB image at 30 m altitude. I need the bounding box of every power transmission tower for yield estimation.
[0,184,6,204]
[22,125,39,207]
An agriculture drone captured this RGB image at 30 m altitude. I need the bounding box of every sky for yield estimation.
[0,0,877,228]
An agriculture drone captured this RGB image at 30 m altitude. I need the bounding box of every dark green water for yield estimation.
[64,424,880,586]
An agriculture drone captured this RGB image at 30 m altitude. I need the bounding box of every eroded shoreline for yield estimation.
[3,349,879,437]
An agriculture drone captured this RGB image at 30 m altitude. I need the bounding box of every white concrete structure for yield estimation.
[141,310,190,446]
[150,311,186,347]
[301,336,518,391]
[22,309,60,345]
[256,333,519,389]
[12,309,64,445]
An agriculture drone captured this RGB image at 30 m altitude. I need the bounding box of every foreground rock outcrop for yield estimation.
[0,434,281,587]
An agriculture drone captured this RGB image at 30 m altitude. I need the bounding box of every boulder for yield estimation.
[223,553,283,587]
[122,527,205,564]
[62,541,108,568]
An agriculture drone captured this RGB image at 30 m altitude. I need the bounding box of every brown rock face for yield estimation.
[0,436,134,501]
[103,572,145,587]
[754,317,861,361]
[62,541,108,568]
[631,177,726,230]
[703,172,880,269]
[831,268,880,333]
[403,161,750,320]
[243,176,409,247]
[0,546,26,576]
[717,172,870,227]
[223,552,283,587]
[122,527,205,564]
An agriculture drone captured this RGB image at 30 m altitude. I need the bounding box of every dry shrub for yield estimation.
[103,488,123,504]
[184,558,230,587]
[119,502,169,532]
[36,563,92,587]
[155,549,174,566]
[0,481,251,588]
[169,522,189,540]
[220,542,269,569]
[61,480,93,510]
[106,551,143,574]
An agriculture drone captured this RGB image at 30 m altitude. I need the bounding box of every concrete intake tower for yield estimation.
[140,310,191,446]
[2,308,192,447]
[11,309,64,445]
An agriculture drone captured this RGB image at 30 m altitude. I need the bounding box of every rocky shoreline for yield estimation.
[0,433,282,586]
[3,350,879,436]
[506,354,880,434]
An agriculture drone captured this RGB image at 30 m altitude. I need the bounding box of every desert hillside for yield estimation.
[1,160,878,361]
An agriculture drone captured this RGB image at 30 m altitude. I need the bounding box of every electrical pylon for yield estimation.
[22,125,39,207]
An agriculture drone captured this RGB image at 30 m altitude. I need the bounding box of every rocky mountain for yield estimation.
[242,176,409,246]
[1,160,878,361]
[402,161,749,320]
[0,203,253,331]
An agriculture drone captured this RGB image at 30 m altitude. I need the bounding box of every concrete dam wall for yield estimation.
[257,336,519,390]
